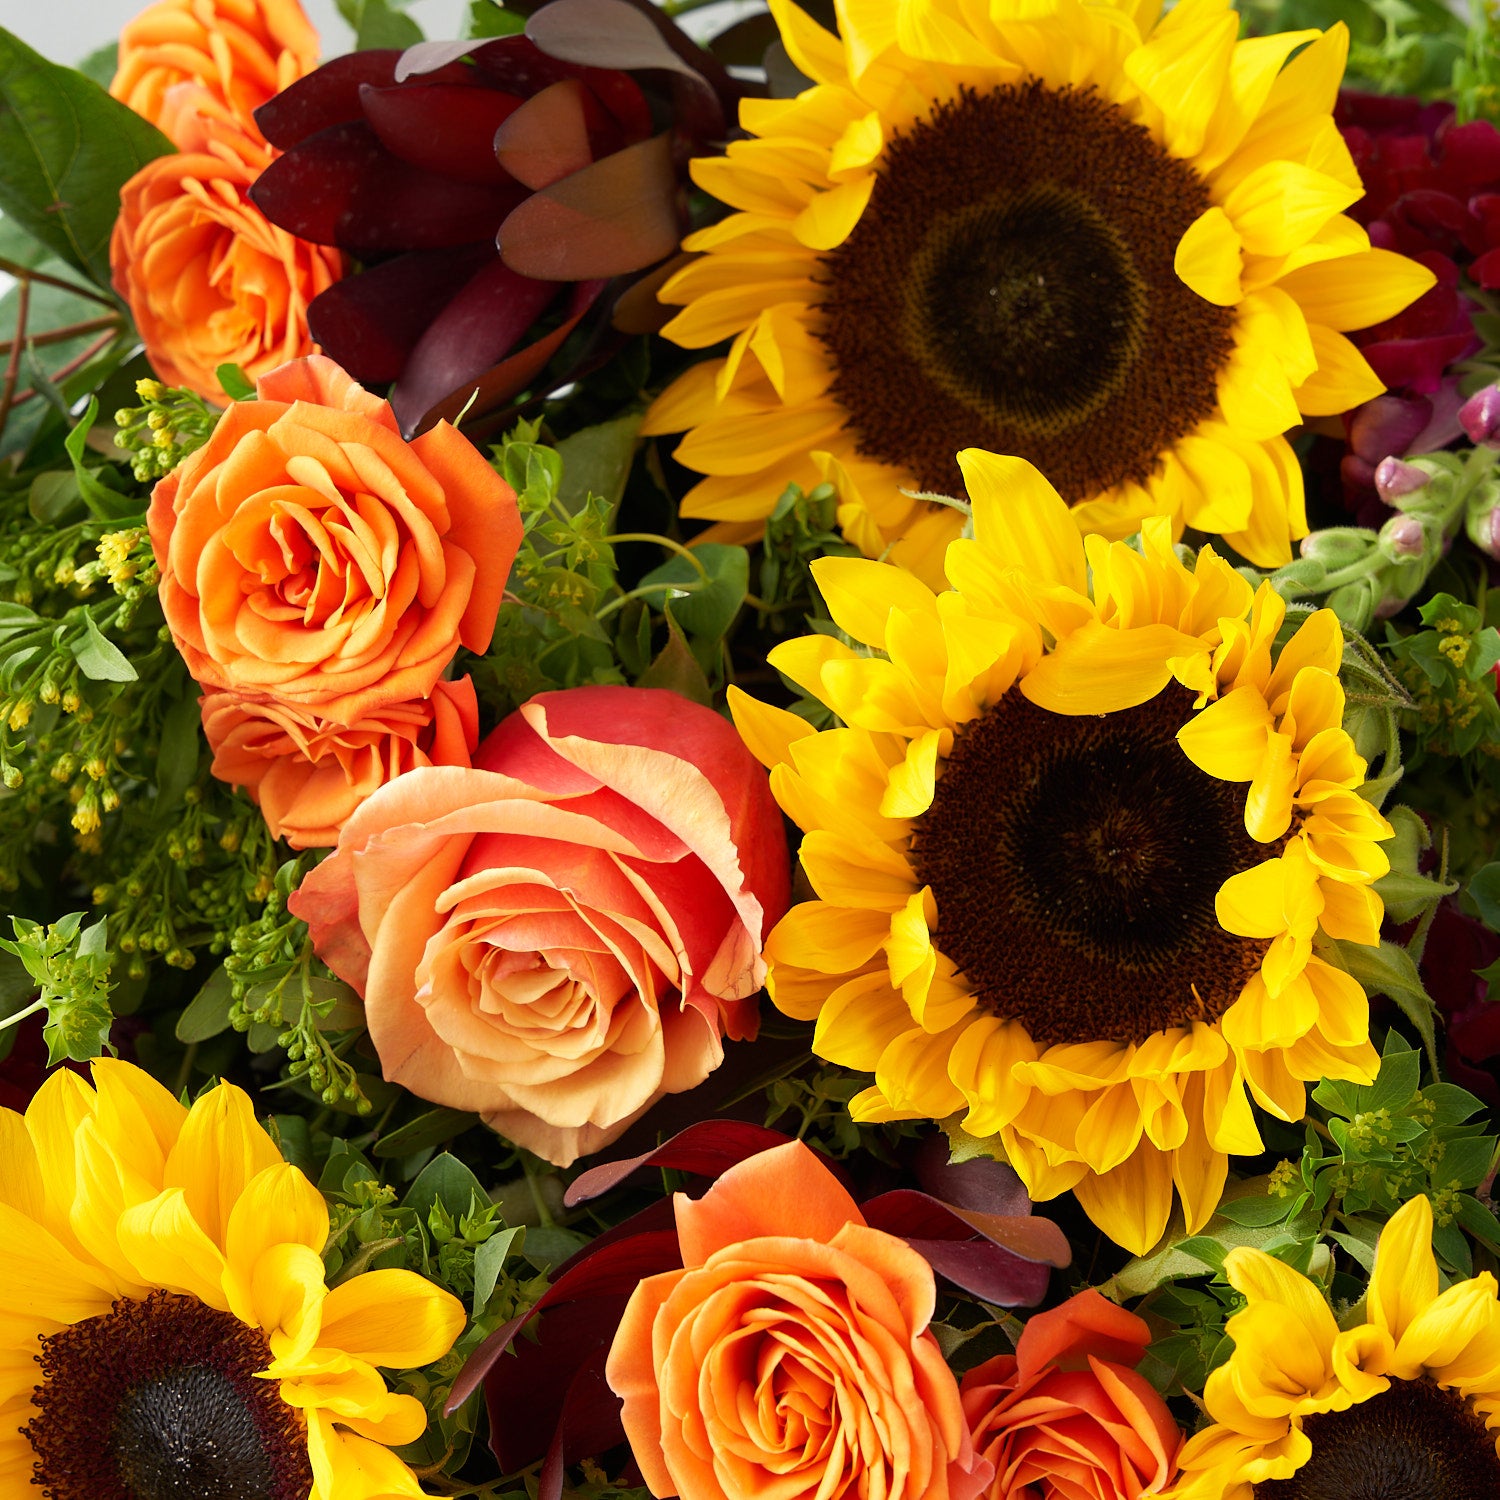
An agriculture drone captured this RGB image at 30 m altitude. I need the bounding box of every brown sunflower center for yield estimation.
[911,685,1270,1046]
[819,81,1236,501]
[1252,1377,1500,1500]
[26,1290,312,1500]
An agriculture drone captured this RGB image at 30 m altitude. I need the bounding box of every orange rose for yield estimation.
[960,1290,1182,1500]
[606,1140,992,1500]
[202,675,480,849]
[148,354,519,722]
[111,0,318,140]
[290,686,790,1165]
[112,89,343,403]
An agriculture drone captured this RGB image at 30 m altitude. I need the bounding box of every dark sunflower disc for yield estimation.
[820,80,1237,500]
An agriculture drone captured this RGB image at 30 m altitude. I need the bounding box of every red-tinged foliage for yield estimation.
[455,1122,1070,1498]
[250,4,738,437]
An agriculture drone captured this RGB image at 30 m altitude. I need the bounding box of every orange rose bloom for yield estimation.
[290,686,790,1166]
[960,1290,1181,1500]
[111,0,318,140]
[202,675,480,849]
[111,89,343,403]
[607,1140,992,1500]
[148,354,520,722]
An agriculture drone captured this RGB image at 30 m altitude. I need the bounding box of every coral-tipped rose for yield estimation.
[290,685,791,1164]
[112,89,343,403]
[607,1139,992,1500]
[961,1290,1182,1500]
[202,675,480,849]
[111,0,319,141]
[148,355,519,723]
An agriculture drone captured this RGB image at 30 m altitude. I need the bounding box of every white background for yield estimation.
[1,0,472,67]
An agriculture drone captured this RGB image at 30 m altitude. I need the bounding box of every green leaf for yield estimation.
[402,1152,486,1222]
[0,27,172,286]
[174,965,235,1044]
[640,543,748,643]
[1436,1136,1495,1191]
[74,611,137,682]
[1423,1082,1486,1127]
[1212,1194,1294,1228]
[1457,1193,1500,1249]
[1367,1038,1421,1115]
[155,687,202,809]
[373,1108,481,1159]
[463,0,528,37]
[215,362,256,401]
[556,412,641,516]
[472,1224,525,1315]
[74,42,118,89]
[29,471,83,524]
[335,0,425,47]
[1334,939,1439,1073]
[520,1224,590,1272]
[636,609,712,705]
[63,396,138,522]
[1471,862,1500,932]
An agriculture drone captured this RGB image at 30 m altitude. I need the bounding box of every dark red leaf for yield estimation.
[494,80,595,190]
[469,34,601,94]
[448,1226,680,1414]
[306,244,495,383]
[389,256,560,435]
[360,81,524,186]
[537,1348,624,1500]
[861,1189,1073,1267]
[564,1119,795,1208]
[498,132,681,280]
[404,277,605,436]
[250,122,525,253]
[911,1133,1034,1218]
[904,1238,1054,1307]
[255,51,402,148]
[610,253,689,333]
[484,1299,629,1472]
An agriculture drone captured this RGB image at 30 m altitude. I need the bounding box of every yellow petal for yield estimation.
[1293,325,1386,416]
[949,1017,1038,1138]
[0,1108,43,1220]
[767,901,892,973]
[798,829,917,911]
[1073,1146,1175,1256]
[814,969,914,1069]
[812,554,937,649]
[306,1411,425,1500]
[1124,0,1238,159]
[727,686,816,773]
[224,1162,330,1299]
[116,1189,230,1310]
[792,175,877,250]
[1176,205,1244,305]
[1368,1194,1439,1347]
[164,1081,282,1249]
[1023,622,1201,714]
[873,1024,967,1118]
[1177,684,1273,781]
[1223,160,1361,258]
[318,1269,466,1369]
[958,449,1087,594]
[251,1242,328,1365]
[1225,1244,1339,1354]
[882,728,942,818]
[1274,247,1437,332]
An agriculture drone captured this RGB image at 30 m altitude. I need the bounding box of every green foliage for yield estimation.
[758,481,860,617]
[1387,591,1500,761]
[0,26,172,288]
[334,0,425,49]
[463,0,529,38]
[0,909,115,1062]
[113,379,219,483]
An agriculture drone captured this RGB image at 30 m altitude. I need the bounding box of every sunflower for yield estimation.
[644,0,1435,584]
[729,451,1389,1254]
[0,1059,465,1499]
[1164,1194,1500,1498]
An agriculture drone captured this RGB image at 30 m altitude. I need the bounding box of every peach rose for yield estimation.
[111,0,319,140]
[606,1140,992,1500]
[290,685,789,1163]
[112,88,343,403]
[202,675,480,849]
[960,1291,1181,1500]
[148,354,519,722]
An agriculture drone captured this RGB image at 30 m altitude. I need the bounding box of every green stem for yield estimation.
[594,580,698,623]
[604,532,711,582]
[0,997,46,1034]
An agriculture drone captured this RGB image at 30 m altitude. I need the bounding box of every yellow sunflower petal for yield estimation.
[1177,684,1273,782]
[317,1269,466,1370]
[115,1188,230,1310]
[1274,247,1438,331]
[1073,1146,1175,1256]
[1367,1194,1439,1348]
[814,969,914,1069]
[306,1411,425,1500]
[957,449,1087,595]
[726,686,816,773]
[766,901,893,974]
[1123,0,1238,159]
[163,1081,283,1249]
[949,1017,1038,1137]
[1293,324,1386,415]
[812,555,937,650]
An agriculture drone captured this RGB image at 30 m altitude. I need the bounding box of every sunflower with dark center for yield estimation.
[1163,1194,1500,1500]
[729,451,1391,1254]
[0,1060,466,1499]
[643,0,1436,585]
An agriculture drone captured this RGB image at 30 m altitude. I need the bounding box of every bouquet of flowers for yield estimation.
[5,0,1500,1494]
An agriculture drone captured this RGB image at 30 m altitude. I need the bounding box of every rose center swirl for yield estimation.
[1251,1377,1500,1500]
[26,1290,312,1500]
[911,685,1272,1046]
[819,81,1236,501]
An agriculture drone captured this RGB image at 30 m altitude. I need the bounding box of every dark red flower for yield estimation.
[1418,898,1500,1105]
[1328,93,1500,516]
[250,0,738,437]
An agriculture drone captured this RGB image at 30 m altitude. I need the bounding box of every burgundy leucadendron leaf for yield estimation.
[498,132,681,280]
[564,1118,795,1207]
[255,50,403,147]
[912,1130,1035,1216]
[360,81,524,185]
[396,276,605,436]
[494,80,595,190]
